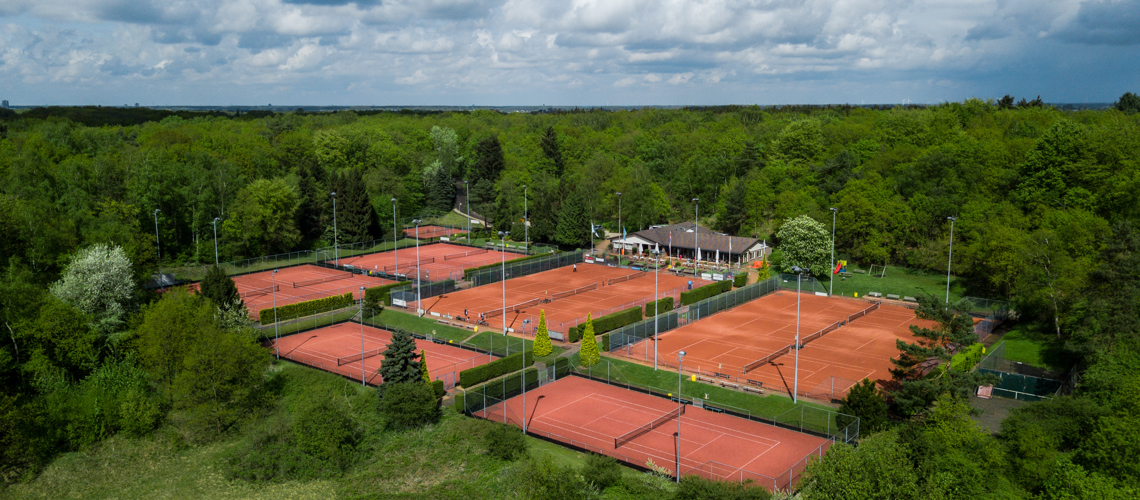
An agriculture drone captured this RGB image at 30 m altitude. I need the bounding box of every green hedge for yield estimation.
[364,282,405,307]
[259,292,354,325]
[554,357,570,378]
[645,297,674,317]
[567,307,643,342]
[600,333,610,352]
[432,380,445,398]
[733,272,748,287]
[680,280,733,306]
[454,367,539,413]
[458,349,535,387]
[463,253,548,279]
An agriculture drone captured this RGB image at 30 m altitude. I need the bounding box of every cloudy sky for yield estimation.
[1,0,1137,106]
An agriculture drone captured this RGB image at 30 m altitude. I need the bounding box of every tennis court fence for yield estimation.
[608,277,780,352]
[974,342,1064,401]
[467,250,586,287]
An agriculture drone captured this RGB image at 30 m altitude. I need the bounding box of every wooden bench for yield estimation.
[697,376,718,385]
[742,385,765,395]
[886,294,901,300]
[903,296,917,302]
[719,381,740,390]
[868,292,882,298]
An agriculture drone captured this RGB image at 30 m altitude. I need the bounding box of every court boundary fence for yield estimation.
[466,250,586,287]
[608,277,780,352]
[461,359,856,491]
[974,342,1064,401]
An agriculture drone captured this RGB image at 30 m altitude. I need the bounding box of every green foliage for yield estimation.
[457,349,535,387]
[999,396,1108,490]
[579,314,600,368]
[484,422,528,461]
[837,378,888,433]
[1038,457,1137,500]
[0,393,53,484]
[568,306,642,339]
[376,328,422,397]
[645,296,674,317]
[680,280,733,305]
[581,453,623,491]
[510,454,595,500]
[732,272,748,287]
[223,177,302,255]
[378,382,440,430]
[674,474,772,500]
[48,243,135,335]
[225,396,361,482]
[948,343,986,372]
[776,215,830,276]
[534,310,553,357]
[556,188,591,247]
[419,349,431,384]
[258,292,353,325]
[332,168,379,243]
[1115,92,1140,114]
[800,430,918,500]
[363,282,403,309]
[199,265,242,312]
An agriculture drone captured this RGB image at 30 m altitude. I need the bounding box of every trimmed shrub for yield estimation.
[580,314,600,367]
[567,306,642,340]
[458,350,535,387]
[533,310,552,357]
[679,280,733,305]
[378,382,440,430]
[644,297,674,317]
[554,357,571,378]
[364,282,404,308]
[600,333,610,352]
[485,422,528,461]
[582,453,623,490]
[259,292,354,325]
[431,379,445,398]
[453,391,465,413]
[733,272,748,287]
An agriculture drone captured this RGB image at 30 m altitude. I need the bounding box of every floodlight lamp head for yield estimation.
[616,192,622,196]
[330,192,336,197]
[678,350,686,360]
[214,217,220,222]
[692,198,698,202]
[948,216,957,221]
[830,207,838,212]
[391,198,396,203]
[154,209,160,215]
[791,265,802,273]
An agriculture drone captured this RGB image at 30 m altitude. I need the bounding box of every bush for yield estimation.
[259,292,354,325]
[680,280,733,305]
[837,378,889,433]
[674,474,772,499]
[645,297,674,317]
[567,306,642,340]
[600,333,610,352]
[513,455,595,499]
[554,357,571,378]
[458,350,535,387]
[485,422,528,461]
[431,379,446,398]
[364,282,404,308]
[293,400,360,467]
[582,453,623,490]
[378,382,440,429]
[733,272,748,287]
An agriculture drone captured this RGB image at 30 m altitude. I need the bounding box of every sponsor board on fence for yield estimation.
[393,298,407,307]
[713,273,725,281]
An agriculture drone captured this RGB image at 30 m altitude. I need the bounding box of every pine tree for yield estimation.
[419,349,431,384]
[332,168,378,244]
[296,159,329,242]
[540,126,564,176]
[889,294,978,382]
[472,136,505,185]
[199,265,243,312]
[837,378,888,432]
[378,329,422,397]
[579,313,600,367]
[555,188,590,247]
[534,310,552,357]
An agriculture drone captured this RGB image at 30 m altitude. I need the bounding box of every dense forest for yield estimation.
[2,98,1140,498]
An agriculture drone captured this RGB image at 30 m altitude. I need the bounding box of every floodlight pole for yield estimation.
[791,266,808,403]
[272,269,279,359]
[653,248,660,370]
[676,350,686,482]
[946,216,957,304]
[616,192,622,259]
[499,231,510,346]
[692,198,699,268]
[212,217,221,266]
[392,198,398,272]
[829,207,837,296]
[360,286,366,386]
[152,209,161,288]
[331,192,339,267]
[523,185,528,255]
[464,180,471,238]
[414,219,423,314]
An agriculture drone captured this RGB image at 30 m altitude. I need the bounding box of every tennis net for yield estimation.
[337,348,384,366]
[608,272,648,286]
[383,257,436,272]
[444,249,488,260]
[244,285,280,297]
[615,405,686,448]
[847,302,880,323]
[743,345,794,374]
[552,283,599,300]
[293,274,351,288]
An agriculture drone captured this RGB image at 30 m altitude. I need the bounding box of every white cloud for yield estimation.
[0,0,1133,105]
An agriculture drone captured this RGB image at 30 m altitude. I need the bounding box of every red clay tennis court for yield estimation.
[335,242,523,282]
[271,322,495,387]
[424,263,710,338]
[477,376,829,490]
[403,225,467,239]
[234,265,395,320]
[615,292,932,400]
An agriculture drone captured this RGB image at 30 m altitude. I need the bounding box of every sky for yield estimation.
[0,0,1137,106]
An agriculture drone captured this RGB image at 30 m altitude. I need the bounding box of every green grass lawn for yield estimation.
[810,263,969,303]
[366,309,564,365]
[424,211,482,230]
[993,328,1073,374]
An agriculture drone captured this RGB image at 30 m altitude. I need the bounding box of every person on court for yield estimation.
[573,264,577,272]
